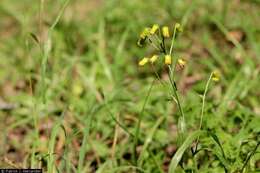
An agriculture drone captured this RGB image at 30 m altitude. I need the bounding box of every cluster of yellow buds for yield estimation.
[138,55,159,66]
[137,24,172,47]
[138,54,173,66]
[137,23,185,67]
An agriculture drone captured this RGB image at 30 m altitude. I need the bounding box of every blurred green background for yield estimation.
[0,0,259,172]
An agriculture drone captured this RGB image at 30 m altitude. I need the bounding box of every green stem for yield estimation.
[169,26,177,56]
[169,24,180,75]
[199,73,212,131]
[194,73,213,152]
[167,65,185,121]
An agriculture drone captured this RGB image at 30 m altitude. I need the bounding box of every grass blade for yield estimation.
[168,130,205,173]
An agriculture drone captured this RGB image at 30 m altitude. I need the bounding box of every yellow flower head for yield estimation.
[140,27,150,39]
[149,55,158,63]
[164,55,172,65]
[138,27,151,47]
[178,58,186,67]
[175,23,183,32]
[150,24,159,35]
[138,57,149,66]
[162,26,170,38]
[212,70,220,82]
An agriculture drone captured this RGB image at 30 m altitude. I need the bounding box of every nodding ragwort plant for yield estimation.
[136,23,220,153]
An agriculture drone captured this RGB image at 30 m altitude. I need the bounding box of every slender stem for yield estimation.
[153,60,186,136]
[194,73,213,152]
[167,65,185,120]
[162,37,167,54]
[169,26,177,56]
[169,25,179,75]
[199,73,212,131]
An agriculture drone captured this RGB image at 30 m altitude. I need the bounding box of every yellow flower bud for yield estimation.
[138,27,151,47]
[150,24,159,34]
[149,55,158,63]
[178,58,186,66]
[138,57,149,66]
[162,26,170,38]
[140,27,150,39]
[212,70,220,82]
[164,55,172,65]
[175,23,183,32]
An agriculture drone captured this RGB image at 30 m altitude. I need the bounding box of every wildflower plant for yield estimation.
[136,23,223,170]
[137,23,186,136]
[136,23,220,131]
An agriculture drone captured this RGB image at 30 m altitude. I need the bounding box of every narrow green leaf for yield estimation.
[168,130,205,173]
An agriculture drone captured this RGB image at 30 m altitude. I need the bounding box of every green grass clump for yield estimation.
[0,0,259,172]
